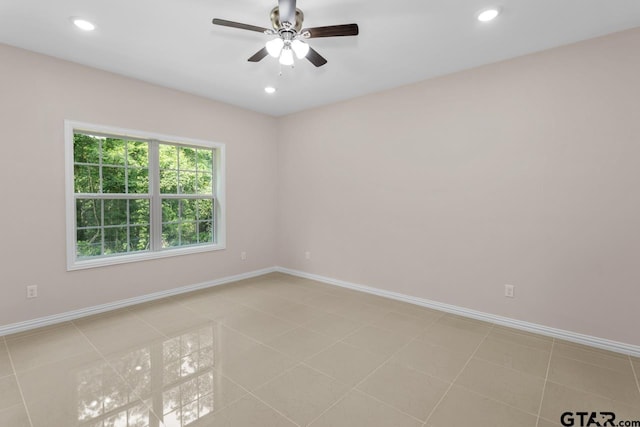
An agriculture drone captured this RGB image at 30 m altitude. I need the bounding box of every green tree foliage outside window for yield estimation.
[159,143,214,248]
[74,133,215,259]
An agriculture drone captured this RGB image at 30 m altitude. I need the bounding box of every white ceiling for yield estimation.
[1,0,640,116]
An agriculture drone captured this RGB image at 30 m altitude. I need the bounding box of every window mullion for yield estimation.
[149,141,162,252]
[100,199,105,256]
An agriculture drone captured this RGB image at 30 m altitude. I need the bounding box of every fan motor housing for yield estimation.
[270,7,304,31]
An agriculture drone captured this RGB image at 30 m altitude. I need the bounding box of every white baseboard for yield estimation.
[275,266,640,357]
[0,267,276,337]
[4,265,638,357]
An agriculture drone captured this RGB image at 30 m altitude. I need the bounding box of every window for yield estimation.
[65,121,225,270]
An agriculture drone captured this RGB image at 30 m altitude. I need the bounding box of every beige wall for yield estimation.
[277,28,640,345]
[0,44,278,325]
[2,28,639,346]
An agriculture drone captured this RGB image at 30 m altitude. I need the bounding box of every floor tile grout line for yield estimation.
[277,322,356,345]
[483,332,555,353]
[423,323,495,426]
[277,330,431,423]
[239,328,366,402]
[359,313,442,339]
[535,338,555,427]
[176,294,308,343]
[239,342,348,401]
[555,339,632,358]
[0,336,14,380]
[550,352,637,376]
[224,284,348,312]
[551,339,632,365]
[221,294,437,361]
[178,300,299,350]
[349,388,426,424]
[541,377,640,410]
[175,289,368,355]
[217,372,304,427]
[213,368,304,427]
[226,299,314,327]
[0,322,73,342]
[187,374,249,419]
[629,355,640,395]
[127,310,172,339]
[305,320,443,427]
[297,313,441,383]
[450,382,542,418]
[79,301,247,360]
[1,326,106,377]
[3,336,35,427]
[470,349,551,379]
[125,303,215,340]
[300,313,366,338]
[334,310,445,353]
[491,324,555,340]
[305,339,419,426]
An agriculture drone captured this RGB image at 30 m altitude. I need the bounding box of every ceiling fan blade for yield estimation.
[303,24,359,38]
[248,48,269,62]
[212,18,268,33]
[306,47,328,67]
[278,0,297,25]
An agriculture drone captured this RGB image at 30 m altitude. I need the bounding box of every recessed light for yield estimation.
[72,18,96,31]
[264,86,277,94]
[477,8,500,22]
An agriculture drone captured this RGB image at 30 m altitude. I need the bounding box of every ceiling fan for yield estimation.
[212,0,359,67]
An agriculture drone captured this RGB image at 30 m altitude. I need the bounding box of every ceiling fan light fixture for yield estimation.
[266,38,284,57]
[477,8,500,22]
[279,46,294,66]
[291,40,310,59]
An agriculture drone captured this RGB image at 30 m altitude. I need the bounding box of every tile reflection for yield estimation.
[76,324,219,427]
[160,327,215,426]
[77,352,152,427]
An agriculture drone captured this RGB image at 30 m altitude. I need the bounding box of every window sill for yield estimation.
[67,244,226,271]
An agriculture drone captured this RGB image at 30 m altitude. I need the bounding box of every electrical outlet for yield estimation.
[27,285,38,299]
[504,284,514,298]
[240,251,247,260]
[305,251,311,260]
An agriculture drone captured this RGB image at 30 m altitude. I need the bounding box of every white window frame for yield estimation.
[65,120,226,271]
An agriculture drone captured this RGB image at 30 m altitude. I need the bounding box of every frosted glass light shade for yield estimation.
[266,38,284,57]
[477,8,500,22]
[279,47,294,66]
[291,40,310,59]
[73,18,96,31]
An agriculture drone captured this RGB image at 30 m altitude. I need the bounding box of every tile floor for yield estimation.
[0,273,639,426]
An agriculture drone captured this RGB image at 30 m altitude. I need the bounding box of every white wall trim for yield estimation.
[275,267,640,357]
[0,267,275,337]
